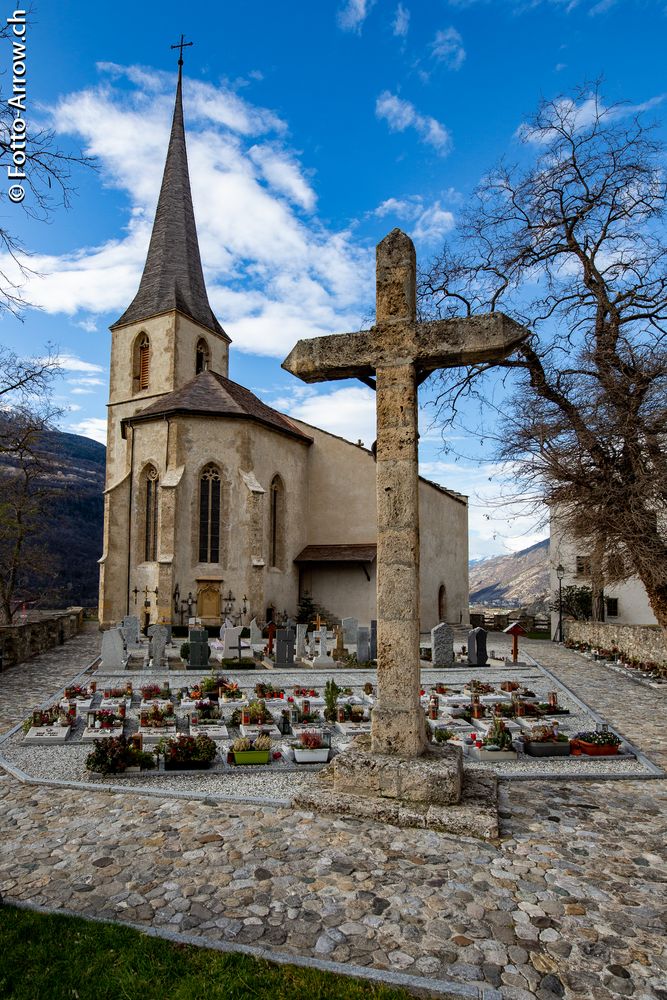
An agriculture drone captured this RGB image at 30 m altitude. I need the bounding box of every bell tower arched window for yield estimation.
[270,474,285,569]
[144,465,159,562]
[133,333,150,393]
[199,464,221,563]
[195,338,210,375]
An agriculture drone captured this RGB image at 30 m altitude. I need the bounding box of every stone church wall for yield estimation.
[419,480,469,629]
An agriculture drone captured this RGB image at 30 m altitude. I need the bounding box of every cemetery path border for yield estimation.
[7,897,499,1000]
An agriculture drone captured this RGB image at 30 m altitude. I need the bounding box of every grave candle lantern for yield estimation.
[302,699,310,715]
[89,680,97,693]
[337,706,346,723]
[548,691,558,709]
[242,708,251,726]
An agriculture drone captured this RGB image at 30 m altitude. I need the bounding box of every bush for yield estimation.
[180,641,190,661]
[86,736,155,774]
[157,734,217,763]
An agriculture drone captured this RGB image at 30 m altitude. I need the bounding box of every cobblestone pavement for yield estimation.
[0,623,100,735]
[0,631,666,999]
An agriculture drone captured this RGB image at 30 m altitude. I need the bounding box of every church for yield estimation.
[98,65,469,632]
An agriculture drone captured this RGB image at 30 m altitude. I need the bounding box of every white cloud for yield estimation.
[76,318,98,332]
[68,417,107,443]
[70,387,95,395]
[337,0,376,32]
[375,91,452,153]
[517,92,666,145]
[430,28,466,70]
[67,376,105,387]
[54,353,104,373]
[269,384,377,446]
[0,64,375,360]
[373,195,455,242]
[392,3,410,36]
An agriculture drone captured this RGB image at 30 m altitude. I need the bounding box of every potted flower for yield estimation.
[292,729,330,764]
[231,733,272,765]
[522,725,571,757]
[571,730,622,756]
[471,718,517,761]
[158,734,218,770]
[140,683,162,701]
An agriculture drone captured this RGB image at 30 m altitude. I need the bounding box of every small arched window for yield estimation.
[133,333,150,392]
[270,474,284,569]
[144,465,159,561]
[195,338,210,375]
[199,464,221,563]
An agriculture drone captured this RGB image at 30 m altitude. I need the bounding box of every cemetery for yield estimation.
[1,618,659,816]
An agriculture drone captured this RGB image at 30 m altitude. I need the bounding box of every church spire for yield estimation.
[111,60,227,338]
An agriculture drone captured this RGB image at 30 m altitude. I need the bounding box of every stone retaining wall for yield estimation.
[0,608,85,670]
[565,620,666,666]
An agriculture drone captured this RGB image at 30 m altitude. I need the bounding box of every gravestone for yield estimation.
[307,632,316,657]
[188,628,210,669]
[370,619,377,660]
[431,622,454,667]
[357,626,370,663]
[150,625,168,667]
[342,617,359,645]
[222,625,243,659]
[275,628,295,667]
[295,623,308,659]
[468,626,488,666]
[101,628,125,669]
[121,615,140,646]
[249,618,263,645]
[313,626,330,666]
[283,226,526,775]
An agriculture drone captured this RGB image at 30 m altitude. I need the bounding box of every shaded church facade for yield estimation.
[98,67,469,631]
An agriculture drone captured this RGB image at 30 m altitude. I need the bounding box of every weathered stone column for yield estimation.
[371,230,425,757]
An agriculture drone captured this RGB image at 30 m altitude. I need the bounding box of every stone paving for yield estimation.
[0,630,665,1000]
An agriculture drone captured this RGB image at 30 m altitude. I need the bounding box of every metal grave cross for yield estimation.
[282,228,528,758]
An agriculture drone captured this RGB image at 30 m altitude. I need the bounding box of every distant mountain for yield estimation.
[0,426,105,609]
[469,538,550,611]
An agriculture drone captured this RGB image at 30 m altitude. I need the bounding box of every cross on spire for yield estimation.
[171,33,193,66]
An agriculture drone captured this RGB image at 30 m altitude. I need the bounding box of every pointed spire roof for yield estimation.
[111,66,228,339]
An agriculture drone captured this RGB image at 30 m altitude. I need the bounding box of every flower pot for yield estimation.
[293,747,329,764]
[571,740,619,756]
[233,750,271,765]
[164,759,214,771]
[523,740,570,757]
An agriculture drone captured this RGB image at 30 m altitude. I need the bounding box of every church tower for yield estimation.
[99,62,231,627]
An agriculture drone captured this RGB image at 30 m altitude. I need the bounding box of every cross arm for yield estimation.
[412,313,529,374]
[281,330,377,383]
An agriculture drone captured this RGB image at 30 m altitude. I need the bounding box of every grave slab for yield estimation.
[23,726,71,745]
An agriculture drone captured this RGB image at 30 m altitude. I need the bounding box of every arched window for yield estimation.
[144,465,159,561]
[195,338,210,374]
[133,333,150,392]
[270,474,284,569]
[199,464,221,563]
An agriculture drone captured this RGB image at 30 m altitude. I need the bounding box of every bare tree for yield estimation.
[0,410,62,622]
[422,84,667,633]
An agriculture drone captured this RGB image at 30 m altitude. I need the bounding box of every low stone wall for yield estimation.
[0,608,85,670]
[565,620,666,667]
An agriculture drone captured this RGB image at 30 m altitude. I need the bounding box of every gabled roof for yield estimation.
[122,370,312,444]
[111,67,228,340]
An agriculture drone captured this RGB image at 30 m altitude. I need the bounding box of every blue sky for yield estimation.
[1,0,665,558]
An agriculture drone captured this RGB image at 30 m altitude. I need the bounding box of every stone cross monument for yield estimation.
[283,229,527,759]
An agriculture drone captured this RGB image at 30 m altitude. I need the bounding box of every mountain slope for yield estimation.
[469,538,550,610]
[0,426,105,608]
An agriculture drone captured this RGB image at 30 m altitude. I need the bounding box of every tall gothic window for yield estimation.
[144,465,159,562]
[195,338,210,374]
[133,333,150,392]
[270,474,284,569]
[199,464,221,563]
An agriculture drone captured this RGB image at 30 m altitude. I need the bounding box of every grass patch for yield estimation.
[0,906,415,1000]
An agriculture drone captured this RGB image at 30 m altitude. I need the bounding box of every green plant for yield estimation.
[324,678,341,721]
[254,734,272,751]
[433,727,454,744]
[179,641,190,660]
[525,725,568,744]
[157,734,217,763]
[296,593,316,624]
[232,737,251,752]
[483,719,514,751]
[85,736,155,774]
